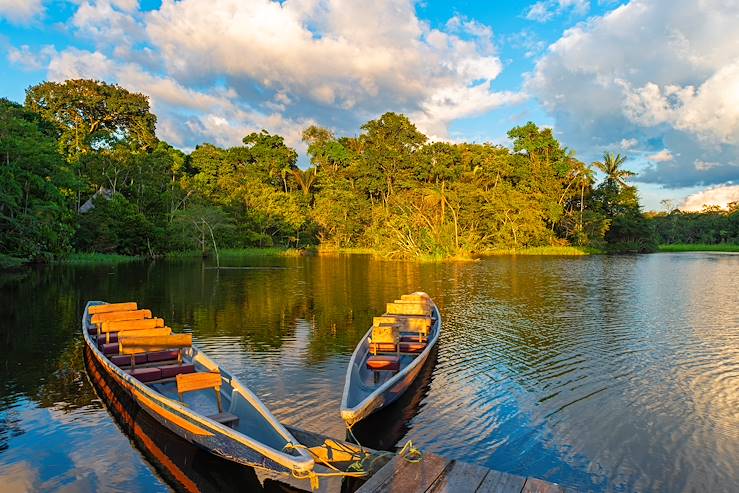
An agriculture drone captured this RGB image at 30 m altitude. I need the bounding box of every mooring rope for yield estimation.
[281,424,425,490]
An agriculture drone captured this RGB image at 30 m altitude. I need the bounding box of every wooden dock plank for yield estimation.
[475,469,527,493]
[521,477,565,493]
[427,460,490,493]
[357,452,450,493]
[279,425,567,493]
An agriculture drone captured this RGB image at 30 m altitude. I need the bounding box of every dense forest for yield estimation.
[1,79,735,264]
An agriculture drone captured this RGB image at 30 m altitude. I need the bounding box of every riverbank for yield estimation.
[481,246,602,256]
[166,247,304,259]
[2,245,609,270]
[658,243,739,252]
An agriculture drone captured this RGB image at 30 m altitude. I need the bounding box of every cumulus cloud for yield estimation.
[0,0,43,25]
[620,138,638,149]
[6,44,56,70]
[19,0,522,150]
[525,0,590,23]
[527,0,739,188]
[47,47,315,150]
[680,184,739,211]
[647,149,673,162]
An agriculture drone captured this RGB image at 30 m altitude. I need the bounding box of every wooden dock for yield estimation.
[356,451,574,493]
[256,425,575,493]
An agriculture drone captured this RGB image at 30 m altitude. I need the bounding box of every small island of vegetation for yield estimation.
[1,79,737,267]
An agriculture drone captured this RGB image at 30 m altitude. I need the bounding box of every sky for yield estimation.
[1,0,738,211]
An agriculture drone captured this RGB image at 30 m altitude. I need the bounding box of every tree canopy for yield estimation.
[11,78,733,263]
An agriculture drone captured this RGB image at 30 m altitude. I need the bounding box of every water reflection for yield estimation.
[0,253,737,492]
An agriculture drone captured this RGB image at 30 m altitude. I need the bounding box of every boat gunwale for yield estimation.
[81,300,314,473]
[340,300,441,423]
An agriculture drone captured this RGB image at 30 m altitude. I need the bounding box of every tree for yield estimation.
[359,112,427,200]
[25,80,157,156]
[0,99,74,260]
[25,80,158,210]
[593,152,635,188]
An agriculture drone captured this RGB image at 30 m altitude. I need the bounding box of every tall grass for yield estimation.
[481,246,602,256]
[166,247,303,259]
[658,243,739,252]
[58,253,145,264]
[0,254,26,269]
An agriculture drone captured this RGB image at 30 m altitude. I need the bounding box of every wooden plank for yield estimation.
[427,460,490,493]
[119,334,192,353]
[101,317,164,333]
[176,371,221,394]
[521,478,565,493]
[117,327,172,339]
[475,470,527,493]
[91,309,151,324]
[358,452,450,493]
[88,302,137,314]
[386,303,431,316]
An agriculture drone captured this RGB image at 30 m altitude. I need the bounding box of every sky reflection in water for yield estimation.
[0,253,737,492]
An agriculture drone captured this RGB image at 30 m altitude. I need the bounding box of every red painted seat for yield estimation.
[127,367,161,383]
[147,350,180,363]
[111,353,147,366]
[400,334,427,343]
[400,341,426,353]
[160,363,196,379]
[367,355,400,371]
[101,342,119,355]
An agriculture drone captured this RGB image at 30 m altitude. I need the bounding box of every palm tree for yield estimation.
[593,152,635,188]
[291,167,318,197]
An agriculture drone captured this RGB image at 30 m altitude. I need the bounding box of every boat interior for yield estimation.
[85,302,295,453]
[345,293,437,406]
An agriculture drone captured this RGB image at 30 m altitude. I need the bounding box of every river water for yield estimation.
[0,253,737,492]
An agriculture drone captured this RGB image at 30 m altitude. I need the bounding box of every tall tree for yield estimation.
[0,99,74,259]
[25,80,158,210]
[593,152,634,188]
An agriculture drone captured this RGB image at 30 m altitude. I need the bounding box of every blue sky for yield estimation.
[1,0,738,210]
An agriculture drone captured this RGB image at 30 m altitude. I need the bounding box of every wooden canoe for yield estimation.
[82,301,314,475]
[340,292,441,426]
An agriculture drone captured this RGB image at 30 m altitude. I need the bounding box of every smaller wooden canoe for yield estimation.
[340,292,441,426]
[83,301,314,475]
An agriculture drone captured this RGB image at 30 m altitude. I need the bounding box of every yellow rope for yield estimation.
[282,426,425,491]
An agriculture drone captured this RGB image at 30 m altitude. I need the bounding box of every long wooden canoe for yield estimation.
[340,292,441,426]
[82,301,314,475]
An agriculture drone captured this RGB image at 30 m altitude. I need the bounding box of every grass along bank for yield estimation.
[166,247,304,259]
[481,246,603,256]
[658,243,739,253]
[58,253,145,264]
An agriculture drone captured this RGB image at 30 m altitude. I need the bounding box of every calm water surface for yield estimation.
[0,253,737,492]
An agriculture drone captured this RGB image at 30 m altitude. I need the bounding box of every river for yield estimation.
[0,253,737,492]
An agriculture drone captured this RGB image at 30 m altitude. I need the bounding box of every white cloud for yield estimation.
[525,0,590,23]
[0,0,43,24]
[140,0,518,140]
[680,184,739,211]
[620,138,638,149]
[527,0,739,188]
[648,149,673,162]
[27,0,523,151]
[47,48,315,151]
[7,44,56,71]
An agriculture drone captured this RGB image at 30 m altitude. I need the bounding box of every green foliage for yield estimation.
[657,243,739,252]
[0,99,74,260]
[649,207,739,245]
[74,194,160,255]
[25,79,157,157]
[2,78,698,262]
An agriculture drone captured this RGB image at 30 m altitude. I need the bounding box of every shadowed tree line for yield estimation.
[647,205,739,245]
[6,78,715,264]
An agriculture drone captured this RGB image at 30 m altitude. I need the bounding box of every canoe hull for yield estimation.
[82,301,312,474]
[341,299,441,426]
